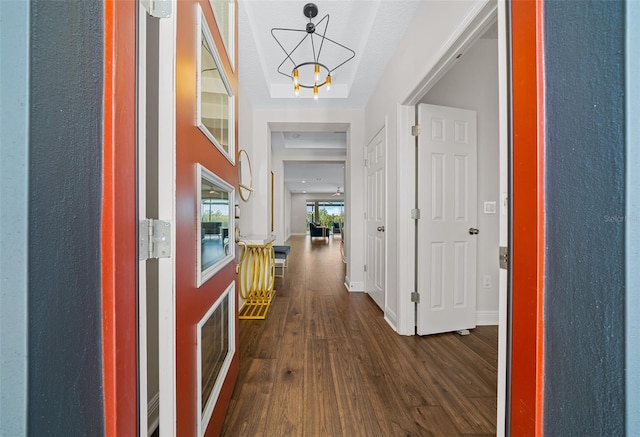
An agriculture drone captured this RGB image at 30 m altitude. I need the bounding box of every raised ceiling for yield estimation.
[239,0,421,109]
[239,1,421,194]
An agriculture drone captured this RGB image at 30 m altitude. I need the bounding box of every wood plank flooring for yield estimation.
[222,235,497,436]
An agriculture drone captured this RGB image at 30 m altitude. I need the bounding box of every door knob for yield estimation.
[468,228,479,235]
[377,226,385,232]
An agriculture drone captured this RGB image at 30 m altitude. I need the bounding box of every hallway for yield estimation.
[221,235,497,436]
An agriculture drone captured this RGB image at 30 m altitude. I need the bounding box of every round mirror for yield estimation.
[238,149,253,201]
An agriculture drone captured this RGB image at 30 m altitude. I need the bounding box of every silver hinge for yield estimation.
[411,292,420,303]
[499,246,508,270]
[364,264,367,272]
[364,158,368,167]
[411,208,421,219]
[142,0,172,18]
[139,219,172,260]
[411,125,421,136]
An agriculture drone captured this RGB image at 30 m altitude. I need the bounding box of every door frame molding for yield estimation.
[395,0,506,433]
[136,2,178,436]
[137,4,149,435]
[156,4,178,436]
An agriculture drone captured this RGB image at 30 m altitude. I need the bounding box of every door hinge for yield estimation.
[139,219,172,261]
[411,208,421,219]
[364,264,367,272]
[499,246,509,270]
[364,158,368,167]
[411,125,421,136]
[411,291,420,303]
[142,0,172,18]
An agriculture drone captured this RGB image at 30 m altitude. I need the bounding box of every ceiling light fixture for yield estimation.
[271,3,355,99]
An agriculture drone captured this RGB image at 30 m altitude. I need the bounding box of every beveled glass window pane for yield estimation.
[197,283,235,436]
[198,8,235,163]
[198,164,234,286]
[210,0,234,69]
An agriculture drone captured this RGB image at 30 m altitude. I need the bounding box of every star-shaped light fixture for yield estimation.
[271,3,356,99]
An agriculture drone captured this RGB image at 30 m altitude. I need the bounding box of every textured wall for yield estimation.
[544,1,625,434]
[28,0,105,434]
[627,1,640,433]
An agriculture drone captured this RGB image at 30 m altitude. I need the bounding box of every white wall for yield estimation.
[290,194,308,235]
[237,91,259,237]
[364,0,493,333]
[284,185,292,240]
[421,38,499,321]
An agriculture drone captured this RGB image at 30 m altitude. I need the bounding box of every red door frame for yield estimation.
[102,0,138,435]
[101,1,546,435]
[509,0,545,435]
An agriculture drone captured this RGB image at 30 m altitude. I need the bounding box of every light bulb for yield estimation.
[314,64,320,82]
[313,84,318,100]
[293,68,299,86]
[294,83,300,97]
[326,74,331,91]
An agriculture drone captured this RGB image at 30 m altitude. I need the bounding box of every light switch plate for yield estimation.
[484,201,497,214]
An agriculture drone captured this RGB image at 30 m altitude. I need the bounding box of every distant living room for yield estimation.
[306,200,343,240]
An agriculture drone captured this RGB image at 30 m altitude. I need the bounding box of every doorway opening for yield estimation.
[396,2,508,433]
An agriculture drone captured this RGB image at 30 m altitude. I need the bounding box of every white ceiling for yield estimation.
[239,1,420,194]
[283,161,346,195]
[239,0,421,109]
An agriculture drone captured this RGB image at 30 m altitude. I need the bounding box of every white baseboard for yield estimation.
[343,280,364,292]
[476,310,499,325]
[384,308,398,331]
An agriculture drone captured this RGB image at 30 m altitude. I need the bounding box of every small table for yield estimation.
[237,234,276,320]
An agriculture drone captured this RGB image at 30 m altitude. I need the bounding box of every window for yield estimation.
[197,283,235,436]
[198,7,235,163]
[198,164,234,286]
[209,0,235,70]
[306,200,344,229]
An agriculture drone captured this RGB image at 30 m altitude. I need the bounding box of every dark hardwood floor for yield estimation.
[221,234,497,436]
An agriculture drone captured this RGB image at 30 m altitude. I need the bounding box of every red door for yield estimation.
[175,1,239,435]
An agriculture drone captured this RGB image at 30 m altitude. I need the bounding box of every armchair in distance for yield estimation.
[309,222,329,241]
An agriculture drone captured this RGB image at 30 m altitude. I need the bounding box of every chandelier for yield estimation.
[271,3,355,99]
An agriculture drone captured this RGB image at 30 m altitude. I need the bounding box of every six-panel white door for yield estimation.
[365,127,386,310]
[417,104,478,335]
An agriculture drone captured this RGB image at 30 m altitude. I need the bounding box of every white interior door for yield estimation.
[417,104,477,335]
[365,127,386,310]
